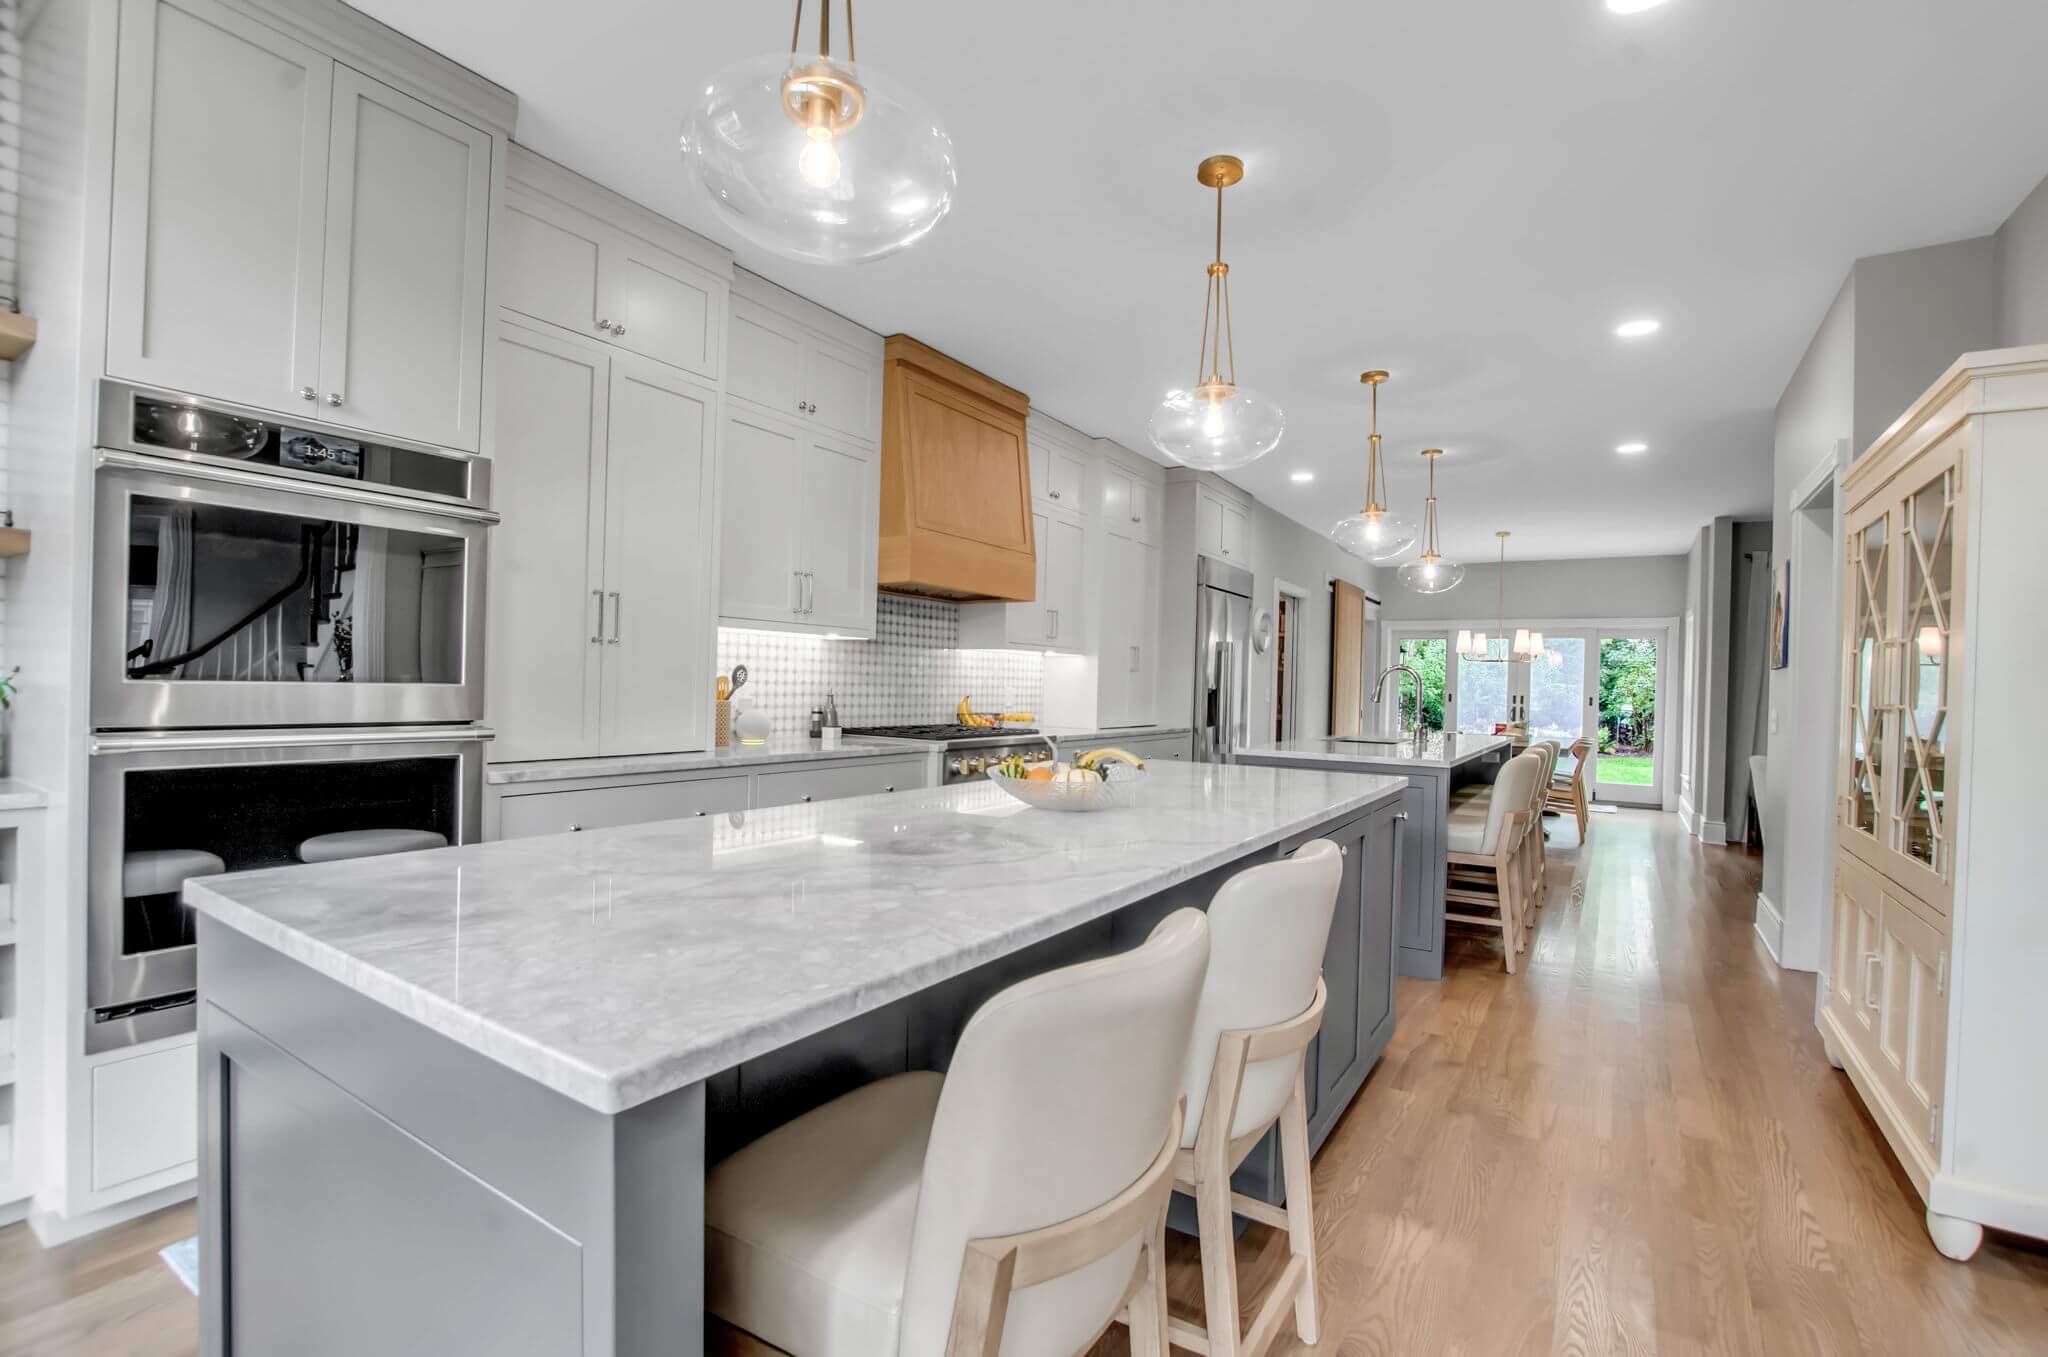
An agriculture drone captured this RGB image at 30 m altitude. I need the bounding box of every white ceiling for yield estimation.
[351,0,2048,562]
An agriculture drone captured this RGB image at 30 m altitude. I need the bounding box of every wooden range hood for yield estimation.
[877,335,1036,602]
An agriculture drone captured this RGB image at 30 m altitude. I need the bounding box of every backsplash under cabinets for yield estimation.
[717,594,1044,735]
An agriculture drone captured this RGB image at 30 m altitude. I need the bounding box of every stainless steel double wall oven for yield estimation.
[86,382,496,1050]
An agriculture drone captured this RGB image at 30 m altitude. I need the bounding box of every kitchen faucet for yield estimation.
[1372,663,1424,737]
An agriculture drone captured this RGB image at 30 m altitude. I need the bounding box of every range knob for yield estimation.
[967,756,986,775]
[948,757,965,775]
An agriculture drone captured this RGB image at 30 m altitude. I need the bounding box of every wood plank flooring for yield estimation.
[5,810,2045,1355]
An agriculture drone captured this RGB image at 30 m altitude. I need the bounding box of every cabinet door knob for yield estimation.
[568,824,584,832]
[299,386,317,401]
[801,795,813,803]
[1049,489,1061,499]
[613,324,627,337]
[597,318,613,332]
[884,785,895,793]
[325,392,343,406]
[695,810,706,817]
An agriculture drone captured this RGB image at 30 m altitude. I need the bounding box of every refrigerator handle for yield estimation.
[1219,640,1235,762]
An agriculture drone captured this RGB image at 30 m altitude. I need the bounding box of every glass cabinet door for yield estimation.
[1842,505,1891,848]
[1893,456,1961,888]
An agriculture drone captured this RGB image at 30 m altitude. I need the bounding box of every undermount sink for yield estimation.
[1336,737,1407,747]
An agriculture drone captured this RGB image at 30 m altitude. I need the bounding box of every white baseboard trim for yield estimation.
[28,1179,197,1248]
[1677,796,1698,834]
[1699,818,1729,845]
[0,1193,30,1231]
[1754,891,1785,963]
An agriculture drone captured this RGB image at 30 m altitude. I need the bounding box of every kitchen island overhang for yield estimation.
[187,763,1405,1356]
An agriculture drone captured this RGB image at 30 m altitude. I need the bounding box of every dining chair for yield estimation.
[1162,839,1343,1357]
[1548,737,1594,840]
[1444,752,1543,972]
[704,909,1211,1356]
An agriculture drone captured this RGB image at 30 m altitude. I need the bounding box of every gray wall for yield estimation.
[1681,518,1735,838]
[1996,173,2048,348]
[1849,237,2000,456]
[1760,275,1854,961]
[1244,494,1377,742]
[1373,554,1687,625]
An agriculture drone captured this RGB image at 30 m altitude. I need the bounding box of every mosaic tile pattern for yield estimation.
[717,594,1044,735]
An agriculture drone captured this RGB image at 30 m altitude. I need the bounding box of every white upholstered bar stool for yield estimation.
[704,909,1211,1357]
[1162,839,1343,1357]
[1444,752,1543,973]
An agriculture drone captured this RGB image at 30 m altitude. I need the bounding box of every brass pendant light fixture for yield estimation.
[1396,449,1465,593]
[1329,370,1419,563]
[1458,532,1543,663]
[680,0,957,265]
[1148,155,1285,471]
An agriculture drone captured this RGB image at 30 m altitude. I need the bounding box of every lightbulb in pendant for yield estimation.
[798,127,842,187]
[1423,560,1439,581]
[1362,513,1385,545]
[1201,394,1227,440]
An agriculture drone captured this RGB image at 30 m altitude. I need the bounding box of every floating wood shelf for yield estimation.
[0,527,30,558]
[0,312,36,361]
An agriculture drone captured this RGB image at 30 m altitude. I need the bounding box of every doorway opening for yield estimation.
[1273,582,1307,741]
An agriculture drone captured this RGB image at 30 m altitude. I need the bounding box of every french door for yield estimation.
[1388,623,1669,808]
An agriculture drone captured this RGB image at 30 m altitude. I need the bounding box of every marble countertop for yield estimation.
[0,779,49,812]
[486,738,923,785]
[187,762,1404,1114]
[1237,732,1513,770]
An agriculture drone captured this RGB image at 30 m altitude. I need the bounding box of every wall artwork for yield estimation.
[1769,556,1792,670]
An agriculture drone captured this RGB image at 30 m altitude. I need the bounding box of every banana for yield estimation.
[1075,747,1147,775]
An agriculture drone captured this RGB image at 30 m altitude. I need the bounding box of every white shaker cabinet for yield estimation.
[1028,430,1089,511]
[717,408,880,637]
[316,67,492,452]
[1101,461,1156,545]
[959,506,1088,652]
[107,0,494,451]
[499,151,729,384]
[725,271,882,446]
[1096,532,1160,727]
[718,271,884,637]
[1195,485,1251,564]
[489,320,716,762]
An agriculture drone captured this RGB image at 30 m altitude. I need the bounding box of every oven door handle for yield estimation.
[95,447,502,525]
[92,725,498,755]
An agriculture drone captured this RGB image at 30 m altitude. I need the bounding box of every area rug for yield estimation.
[161,1235,200,1295]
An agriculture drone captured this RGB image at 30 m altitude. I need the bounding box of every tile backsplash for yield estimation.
[717,594,1043,735]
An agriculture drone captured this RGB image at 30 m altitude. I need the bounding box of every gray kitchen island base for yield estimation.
[189,765,1404,1356]
[198,921,707,1356]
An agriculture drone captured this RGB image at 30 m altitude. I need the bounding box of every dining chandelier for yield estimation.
[1329,371,1419,563]
[1457,532,1543,663]
[680,0,957,265]
[1148,155,1285,471]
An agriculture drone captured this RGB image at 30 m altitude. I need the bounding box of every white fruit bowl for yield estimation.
[985,765,1148,812]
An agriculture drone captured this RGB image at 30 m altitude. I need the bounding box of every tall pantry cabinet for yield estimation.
[1820,345,2048,1262]
[487,149,727,763]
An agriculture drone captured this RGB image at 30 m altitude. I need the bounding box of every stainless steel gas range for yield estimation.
[843,724,1056,785]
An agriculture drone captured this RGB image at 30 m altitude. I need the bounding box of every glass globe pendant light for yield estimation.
[1396,449,1466,594]
[680,0,956,266]
[1148,155,1285,470]
[1329,370,1420,562]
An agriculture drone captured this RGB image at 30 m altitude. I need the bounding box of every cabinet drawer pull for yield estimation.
[606,591,622,644]
[590,589,605,644]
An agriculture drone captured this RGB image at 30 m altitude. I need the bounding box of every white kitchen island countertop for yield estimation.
[484,736,924,785]
[187,761,1404,1114]
[1239,732,1513,770]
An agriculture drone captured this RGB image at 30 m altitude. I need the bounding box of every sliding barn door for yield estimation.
[1330,579,1366,737]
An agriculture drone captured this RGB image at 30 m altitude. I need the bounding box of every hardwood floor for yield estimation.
[6,811,2046,1355]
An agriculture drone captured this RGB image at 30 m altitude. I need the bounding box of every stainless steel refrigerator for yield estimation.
[1192,556,1253,762]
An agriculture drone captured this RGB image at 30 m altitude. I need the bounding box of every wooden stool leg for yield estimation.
[1125,1209,1171,1357]
[1499,853,1520,976]
[1279,1072,1321,1345]
[1195,1163,1244,1357]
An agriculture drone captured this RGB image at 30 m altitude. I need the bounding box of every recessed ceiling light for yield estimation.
[1605,0,1672,13]
[1290,470,1315,483]
[1614,317,1661,338]
[1616,441,1649,454]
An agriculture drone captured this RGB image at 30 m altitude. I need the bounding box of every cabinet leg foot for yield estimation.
[1926,1210,1983,1262]
[1821,1032,1845,1071]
